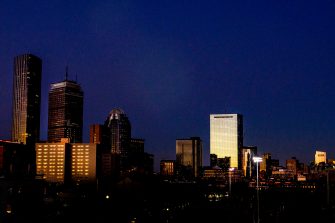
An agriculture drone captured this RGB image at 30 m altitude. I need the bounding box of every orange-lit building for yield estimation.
[89,124,108,144]
[35,141,69,183]
[160,160,175,176]
[36,139,98,184]
[315,150,327,164]
[71,143,97,183]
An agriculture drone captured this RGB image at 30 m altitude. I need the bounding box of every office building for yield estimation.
[260,153,272,177]
[104,108,131,171]
[36,139,98,184]
[160,160,175,176]
[286,157,299,176]
[71,143,97,183]
[89,124,108,144]
[36,139,69,183]
[11,54,42,145]
[48,74,83,143]
[128,138,144,169]
[210,114,243,169]
[176,137,203,178]
[242,146,257,178]
[315,150,327,164]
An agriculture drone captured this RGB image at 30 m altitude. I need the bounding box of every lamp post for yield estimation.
[253,156,262,223]
[228,167,235,196]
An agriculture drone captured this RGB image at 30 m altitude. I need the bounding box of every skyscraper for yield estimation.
[104,108,131,171]
[242,146,257,177]
[48,73,83,143]
[176,137,203,178]
[11,54,42,145]
[315,150,327,164]
[210,114,243,169]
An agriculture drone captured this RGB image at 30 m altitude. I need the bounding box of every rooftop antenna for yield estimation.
[65,65,69,81]
[75,73,78,82]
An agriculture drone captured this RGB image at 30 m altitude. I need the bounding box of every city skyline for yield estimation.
[1,1,335,167]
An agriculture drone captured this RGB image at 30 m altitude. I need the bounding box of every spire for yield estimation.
[65,65,69,81]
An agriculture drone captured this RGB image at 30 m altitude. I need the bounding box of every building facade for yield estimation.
[36,139,98,184]
[36,140,69,183]
[210,114,243,169]
[176,137,203,178]
[315,150,327,164]
[71,143,97,183]
[286,157,299,176]
[48,79,83,143]
[12,54,42,145]
[242,146,257,178]
[89,124,109,145]
[104,108,131,171]
[160,160,175,176]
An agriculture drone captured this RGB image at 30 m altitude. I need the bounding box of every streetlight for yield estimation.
[228,167,235,196]
[253,156,262,223]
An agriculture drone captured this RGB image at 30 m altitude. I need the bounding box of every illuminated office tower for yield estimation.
[48,73,83,143]
[315,150,326,164]
[176,137,203,178]
[210,114,243,169]
[11,54,42,145]
[104,108,131,171]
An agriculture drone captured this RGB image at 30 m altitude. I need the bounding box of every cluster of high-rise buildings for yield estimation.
[1,53,334,190]
[1,53,153,189]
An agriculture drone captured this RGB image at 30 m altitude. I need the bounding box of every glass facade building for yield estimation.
[210,114,243,169]
[48,80,83,143]
[242,146,257,177]
[176,137,203,178]
[11,54,42,145]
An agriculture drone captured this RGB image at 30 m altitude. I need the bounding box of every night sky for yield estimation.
[1,0,335,170]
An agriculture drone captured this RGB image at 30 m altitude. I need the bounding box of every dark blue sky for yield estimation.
[1,0,335,169]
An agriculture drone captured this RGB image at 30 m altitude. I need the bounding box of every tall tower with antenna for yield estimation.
[47,67,84,143]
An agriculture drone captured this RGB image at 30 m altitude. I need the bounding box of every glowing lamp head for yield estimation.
[253,157,263,163]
